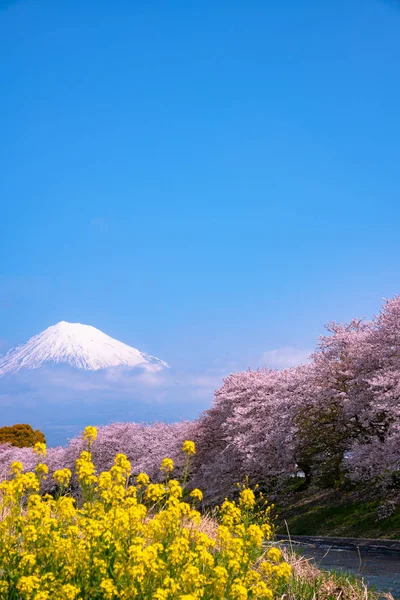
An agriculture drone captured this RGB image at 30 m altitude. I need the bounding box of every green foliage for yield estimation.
[295,400,349,488]
[391,471,400,489]
[277,491,400,539]
[0,423,46,448]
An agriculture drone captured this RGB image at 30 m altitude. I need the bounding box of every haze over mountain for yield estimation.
[0,321,168,377]
[0,321,220,445]
[0,321,321,446]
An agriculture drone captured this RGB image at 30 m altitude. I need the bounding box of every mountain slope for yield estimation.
[0,321,168,376]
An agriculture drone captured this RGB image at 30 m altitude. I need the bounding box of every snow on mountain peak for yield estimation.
[0,321,169,376]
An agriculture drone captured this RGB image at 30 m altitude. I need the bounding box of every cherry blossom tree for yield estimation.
[345,297,400,482]
[1,295,399,500]
[194,296,400,493]
[192,367,310,500]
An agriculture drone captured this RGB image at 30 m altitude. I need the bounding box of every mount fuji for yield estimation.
[0,321,169,377]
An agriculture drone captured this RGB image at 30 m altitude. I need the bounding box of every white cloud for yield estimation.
[0,363,227,405]
[260,346,311,369]
[0,361,233,447]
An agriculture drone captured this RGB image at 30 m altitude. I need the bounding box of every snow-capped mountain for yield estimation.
[0,321,168,376]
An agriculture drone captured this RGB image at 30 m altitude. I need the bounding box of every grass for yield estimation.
[279,546,395,600]
[276,488,400,539]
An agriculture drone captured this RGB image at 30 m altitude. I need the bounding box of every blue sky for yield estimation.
[1,0,400,442]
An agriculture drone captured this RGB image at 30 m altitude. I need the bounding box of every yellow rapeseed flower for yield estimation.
[33,442,47,458]
[0,424,291,600]
[16,575,40,595]
[136,472,150,486]
[189,488,203,502]
[83,425,98,442]
[267,546,282,563]
[100,578,119,599]
[182,440,196,455]
[35,463,49,478]
[53,468,72,487]
[0,581,9,595]
[10,460,23,475]
[62,583,80,599]
[145,483,165,503]
[160,457,174,473]
[239,487,256,509]
[231,579,249,600]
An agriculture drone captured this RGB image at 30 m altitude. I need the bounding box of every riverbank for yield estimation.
[276,487,400,540]
[280,545,396,600]
[279,535,400,595]
[278,535,400,555]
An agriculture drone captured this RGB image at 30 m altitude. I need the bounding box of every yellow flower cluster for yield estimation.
[32,442,47,458]
[0,426,291,599]
[83,425,98,443]
[160,458,174,473]
[182,440,196,455]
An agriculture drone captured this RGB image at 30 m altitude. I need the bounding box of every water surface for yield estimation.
[293,544,400,598]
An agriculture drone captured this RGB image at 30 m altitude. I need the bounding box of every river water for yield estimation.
[293,544,400,598]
